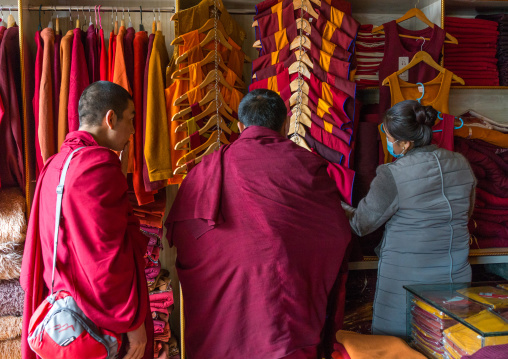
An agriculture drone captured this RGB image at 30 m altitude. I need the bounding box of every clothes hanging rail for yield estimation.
[3,5,256,15]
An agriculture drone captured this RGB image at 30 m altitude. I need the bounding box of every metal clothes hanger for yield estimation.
[120,7,125,27]
[127,8,132,28]
[55,6,59,32]
[37,5,42,31]
[152,8,156,34]
[139,6,145,32]
[114,7,118,34]
[68,7,73,29]
[157,8,161,31]
[98,5,102,30]
[0,6,5,27]
[47,6,54,29]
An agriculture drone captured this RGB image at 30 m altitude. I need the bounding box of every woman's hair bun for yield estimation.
[414,104,437,128]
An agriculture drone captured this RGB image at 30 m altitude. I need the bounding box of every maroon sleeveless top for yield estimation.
[378,21,446,119]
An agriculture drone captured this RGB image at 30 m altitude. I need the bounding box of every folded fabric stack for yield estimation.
[141,225,176,359]
[453,128,508,249]
[0,188,26,359]
[144,227,164,287]
[476,14,508,86]
[443,309,508,357]
[409,296,483,358]
[444,17,500,86]
[131,190,167,229]
[354,24,385,88]
[331,330,426,359]
[250,0,359,205]
[150,284,174,353]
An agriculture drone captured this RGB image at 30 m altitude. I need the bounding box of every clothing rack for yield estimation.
[0,5,256,15]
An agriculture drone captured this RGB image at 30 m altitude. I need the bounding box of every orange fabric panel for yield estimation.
[336,330,426,359]
[58,30,74,150]
[388,70,452,113]
[39,28,56,164]
[329,7,345,28]
[323,22,337,43]
[178,30,201,56]
[317,98,333,117]
[321,83,335,106]
[274,28,289,50]
[320,42,336,65]
[324,121,334,134]
[187,87,204,105]
[145,31,172,182]
[272,2,283,30]
[113,26,132,95]
[454,126,508,148]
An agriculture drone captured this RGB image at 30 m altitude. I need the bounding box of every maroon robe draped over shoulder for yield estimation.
[21,131,153,359]
[165,126,351,358]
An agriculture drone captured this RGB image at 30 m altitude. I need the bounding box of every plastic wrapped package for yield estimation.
[443,338,468,359]
[443,310,508,355]
[413,339,445,359]
[412,305,455,332]
[412,328,443,354]
[457,286,508,309]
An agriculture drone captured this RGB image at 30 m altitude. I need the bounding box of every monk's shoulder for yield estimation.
[73,146,122,172]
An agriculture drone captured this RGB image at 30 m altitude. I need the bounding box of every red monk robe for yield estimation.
[21,131,153,359]
[166,126,351,358]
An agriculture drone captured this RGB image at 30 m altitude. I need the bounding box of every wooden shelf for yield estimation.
[445,0,508,16]
[359,86,508,91]
[350,253,508,270]
[451,86,508,89]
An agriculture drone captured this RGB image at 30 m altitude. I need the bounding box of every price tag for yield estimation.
[398,56,409,81]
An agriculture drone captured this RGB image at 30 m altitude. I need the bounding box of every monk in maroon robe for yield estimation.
[165,89,351,358]
[21,82,153,359]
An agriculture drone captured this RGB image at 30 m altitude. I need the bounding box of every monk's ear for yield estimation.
[237,121,246,133]
[105,110,116,130]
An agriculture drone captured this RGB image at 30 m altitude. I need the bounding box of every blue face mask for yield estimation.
[386,139,404,158]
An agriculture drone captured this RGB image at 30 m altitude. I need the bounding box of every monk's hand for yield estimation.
[120,142,129,177]
[125,322,147,359]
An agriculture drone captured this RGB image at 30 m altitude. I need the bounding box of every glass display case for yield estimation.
[404,281,508,359]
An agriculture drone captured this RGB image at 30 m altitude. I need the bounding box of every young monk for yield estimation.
[21,81,153,359]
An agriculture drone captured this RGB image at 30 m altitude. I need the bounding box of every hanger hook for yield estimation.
[1,5,4,18]
[122,7,125,19]
[69,6,72,21]
[158,8,161,21]
[417,36,425,51]
[115,7,118,21]
[153,8,155,21]
[140,6,142,23]
[98,5,102,28]
[416,82,425,103]
[9,5,11,14]
[128,7,131,21]
[415,0,420,8]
